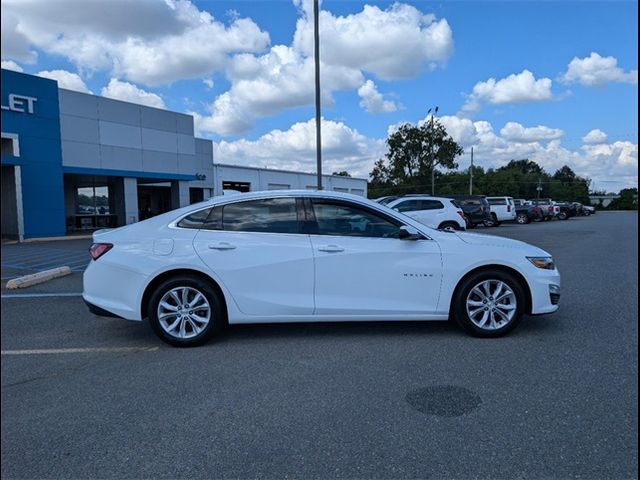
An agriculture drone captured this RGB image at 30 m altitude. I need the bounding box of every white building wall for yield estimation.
[212,164,367,197]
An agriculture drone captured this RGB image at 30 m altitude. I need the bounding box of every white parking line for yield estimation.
[1,292,83,298]
[1,346,159,355]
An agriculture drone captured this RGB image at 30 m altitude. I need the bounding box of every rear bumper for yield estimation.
[83,298,124,319]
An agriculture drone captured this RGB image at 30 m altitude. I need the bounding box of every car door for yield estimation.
[192,197,314,316]
[420,199,446,226]
[307,198,442,316]
[393,199,438,228]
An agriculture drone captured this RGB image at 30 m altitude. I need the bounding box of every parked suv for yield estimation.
[386,196,466,230]
[485,196,517,226]
[443,195,492,228]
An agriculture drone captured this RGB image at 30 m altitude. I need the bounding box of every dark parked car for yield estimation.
[513,199,544,224]
[444,195,492,228]
[554,201,582,220]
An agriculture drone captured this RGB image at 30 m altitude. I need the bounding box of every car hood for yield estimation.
[454,231,550,255]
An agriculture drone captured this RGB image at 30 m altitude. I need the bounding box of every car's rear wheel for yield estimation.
[438,221,461,231]
[148,275,224,347]
[453,270,525,337]
[516,213,530,224]
[557,212,568,220]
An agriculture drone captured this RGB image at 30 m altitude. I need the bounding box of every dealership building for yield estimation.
[1,69,367,240]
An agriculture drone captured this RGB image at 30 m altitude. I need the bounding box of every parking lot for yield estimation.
[1,212,637,479]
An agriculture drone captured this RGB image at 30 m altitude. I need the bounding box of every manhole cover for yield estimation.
[406,385,481,417]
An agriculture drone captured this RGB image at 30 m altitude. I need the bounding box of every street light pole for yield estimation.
[313,0,322,190]
[469,146,474,195]
[430,106,439,195]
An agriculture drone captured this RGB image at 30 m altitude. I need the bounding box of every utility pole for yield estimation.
[536,177,543,199]
[313,0,322,190]
[469,146,474,195]
[430,106,439,195]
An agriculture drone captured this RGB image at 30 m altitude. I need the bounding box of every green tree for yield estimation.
[332,171,351,177]
[369,119,463,196]
[607,188,638,210]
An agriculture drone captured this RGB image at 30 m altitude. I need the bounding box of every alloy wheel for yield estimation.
[465,279,517,330]
[157,287,211,339]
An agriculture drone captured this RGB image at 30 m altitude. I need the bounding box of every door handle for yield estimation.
[318,245,344,253]
[208,242,236,250]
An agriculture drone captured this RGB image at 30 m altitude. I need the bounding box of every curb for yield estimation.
[5,267,72,290]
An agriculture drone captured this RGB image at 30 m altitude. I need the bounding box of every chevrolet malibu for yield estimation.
[83,190,560,347]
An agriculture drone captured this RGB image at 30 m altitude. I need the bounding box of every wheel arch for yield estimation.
[140,268,229,324]
[450,264,533,315]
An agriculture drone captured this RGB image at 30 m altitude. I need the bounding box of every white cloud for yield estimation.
[195,45,363,135]
[561,52,638,87]
[500,122,564,143]
[101,79,166,109]
[582,129,608,145]
[461,70,553,114]
[357,80,398,113]
[1,0,270,86]
[213,117,385,177]
[293,2,454,80]
[195,2,453,135]
[419,113,637,189]
[36,69,91,93]
[203,78,214,89]
[1,60,23,72]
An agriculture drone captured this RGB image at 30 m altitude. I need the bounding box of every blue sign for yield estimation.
[1,69,66,238]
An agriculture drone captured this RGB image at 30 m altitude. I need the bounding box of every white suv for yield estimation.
[485,196,517,226]
[386,196,466,230]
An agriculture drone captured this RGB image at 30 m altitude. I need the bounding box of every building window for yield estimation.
[1,133,19,157]
[267,183,290,190]
[222,181,251,193]
[189,187,204,204]
[333,187,349,193]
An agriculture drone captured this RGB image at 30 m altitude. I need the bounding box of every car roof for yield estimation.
[388,195,456,203]
[206,189,366,204]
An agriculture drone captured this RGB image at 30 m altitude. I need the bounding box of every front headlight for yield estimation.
[527,256,555,270]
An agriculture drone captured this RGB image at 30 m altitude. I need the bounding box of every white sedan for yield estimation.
[83,190,560,347]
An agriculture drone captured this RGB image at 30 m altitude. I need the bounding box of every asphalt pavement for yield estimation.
[1,212,637,479]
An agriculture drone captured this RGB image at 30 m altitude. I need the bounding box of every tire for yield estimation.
[584,210,591,216]
[438,221,461,231]
[557,212,568,220]
[452,269,525,337]
[516,213,530,224]
[484,214,500,227]
[148,274,224,347]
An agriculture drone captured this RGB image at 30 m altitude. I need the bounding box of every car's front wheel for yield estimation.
[516,213,530,224]
[148,275,224,347]
[453,270,525,337]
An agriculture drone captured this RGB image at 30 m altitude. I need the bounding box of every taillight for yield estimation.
[507,205,511,212]
[457,210,465,220]
[90,243,113,261]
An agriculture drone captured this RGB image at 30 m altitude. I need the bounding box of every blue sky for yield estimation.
[2,0,637,191]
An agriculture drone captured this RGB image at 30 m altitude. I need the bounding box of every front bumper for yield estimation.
[526,267,561,315]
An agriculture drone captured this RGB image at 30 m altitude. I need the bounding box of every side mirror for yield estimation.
[399,225,423,240]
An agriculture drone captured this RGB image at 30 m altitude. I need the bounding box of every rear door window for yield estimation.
[221,198,299,234]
